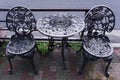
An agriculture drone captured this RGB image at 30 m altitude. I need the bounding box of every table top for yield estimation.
[36,13,85,38]
[7,39,35,55]
[83,37,113,57]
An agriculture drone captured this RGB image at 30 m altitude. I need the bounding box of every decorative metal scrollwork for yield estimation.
[6,6,36,35]
[83,37,113,57]
[85,5,115,33]
[37,13,85,37]
[7,39,35,54]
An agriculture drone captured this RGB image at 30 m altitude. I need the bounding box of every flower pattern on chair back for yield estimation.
[84,5,115,36]
[6,6,36,35]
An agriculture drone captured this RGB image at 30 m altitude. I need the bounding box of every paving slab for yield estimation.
[0,48,120,80]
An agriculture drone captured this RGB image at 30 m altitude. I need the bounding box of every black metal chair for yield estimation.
[5,6,38,74]
[79,5,115,77]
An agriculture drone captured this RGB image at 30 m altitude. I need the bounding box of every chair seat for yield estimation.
[83,37,113,58]
[6,39,35,55]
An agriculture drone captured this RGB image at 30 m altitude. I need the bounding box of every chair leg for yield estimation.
[79,55,88,75]
[28,55,38,75]
[7,56,13,74]
[104,57,113,77]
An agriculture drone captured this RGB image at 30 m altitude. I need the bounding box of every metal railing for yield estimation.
[0,8,89,41]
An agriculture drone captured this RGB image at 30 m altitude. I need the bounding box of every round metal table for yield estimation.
[37,13,85,69]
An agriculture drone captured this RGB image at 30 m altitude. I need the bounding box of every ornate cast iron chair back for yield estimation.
[79,5,115,77]
[83,5,115,37]
[6,6,36,35]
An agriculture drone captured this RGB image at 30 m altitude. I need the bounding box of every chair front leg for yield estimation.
[7,56,13,74]
[104,57,113,77]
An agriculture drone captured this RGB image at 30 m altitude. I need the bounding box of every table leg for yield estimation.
[61,38,67,70]
[48,37,54,53]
